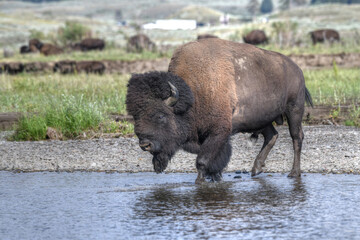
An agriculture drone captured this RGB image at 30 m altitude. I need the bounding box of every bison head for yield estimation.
[126,71,194,173]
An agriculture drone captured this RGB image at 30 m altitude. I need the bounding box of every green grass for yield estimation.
[0,48,172,63]
[0,73,129,113]
[304,67,360,105]
[1,67,359,140]
[0,73,132,140]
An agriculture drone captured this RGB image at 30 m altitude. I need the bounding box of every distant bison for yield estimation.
[77,38,105,51]
[53,60,105,74]
[197,34,218,40]
[29,39,63,56]
[243,30,268,45]
[310,29,340,45]
[20,38,42,54]
[76,61,105,74]
[127,34,156,53]
[126,38,313,184]
[3,62,24,74]
[29,39,41,52]
[37,43,63,56]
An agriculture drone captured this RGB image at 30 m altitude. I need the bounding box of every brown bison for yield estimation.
[30,39,63,56]
[126,38,313,183]
[3,62,24,74]
[29,39,41,52]
[197,34,218,40]
[310,29,340,45]
[77,38,105,51]
[243,30,268,45]
[127,34,156,53]
[38,43,63,56]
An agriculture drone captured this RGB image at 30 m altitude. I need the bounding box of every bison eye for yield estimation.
[157,113,167,123]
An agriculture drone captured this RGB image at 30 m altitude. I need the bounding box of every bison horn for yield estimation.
[164,82,179,107]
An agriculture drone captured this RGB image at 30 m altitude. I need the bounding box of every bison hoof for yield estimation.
[288,170,301,178]
[251,167,263,177]
[209,172,222,182]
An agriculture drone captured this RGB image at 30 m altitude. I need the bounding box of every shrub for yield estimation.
[58,21,90,45]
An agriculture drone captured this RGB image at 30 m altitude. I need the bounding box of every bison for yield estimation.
[29,39,63,56]
[77,38,105,51]
[243,30,268,45]
[310,29,340,45]
[29,39,41,52]
[37,43,63,56]
[127,34,156,53]
[126,38,313,184]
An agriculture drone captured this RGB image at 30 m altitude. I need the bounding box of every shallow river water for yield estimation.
[1,172,360,240]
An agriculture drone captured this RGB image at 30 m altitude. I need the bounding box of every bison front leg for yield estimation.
[195,134,232,184]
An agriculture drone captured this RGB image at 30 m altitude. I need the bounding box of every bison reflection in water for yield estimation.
[126,38,313,184]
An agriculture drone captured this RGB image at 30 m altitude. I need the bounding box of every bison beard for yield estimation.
[152,153,170,173]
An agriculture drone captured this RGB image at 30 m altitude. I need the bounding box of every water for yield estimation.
[1,172,359,240]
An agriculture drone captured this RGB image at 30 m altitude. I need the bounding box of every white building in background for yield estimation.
[142,19,197,30]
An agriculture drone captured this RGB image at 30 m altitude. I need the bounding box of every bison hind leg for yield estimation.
[251,124,278,177]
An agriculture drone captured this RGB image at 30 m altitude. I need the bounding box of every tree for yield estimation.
[247,0,260,17]
[260,0,274,13]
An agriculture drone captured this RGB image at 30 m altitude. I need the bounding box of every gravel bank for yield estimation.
[0,126,359,174]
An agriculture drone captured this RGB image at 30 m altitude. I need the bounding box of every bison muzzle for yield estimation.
[126,38,313,184]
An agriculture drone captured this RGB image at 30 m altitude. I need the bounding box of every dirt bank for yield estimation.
[1,52,359,75]
[1,126,359,174]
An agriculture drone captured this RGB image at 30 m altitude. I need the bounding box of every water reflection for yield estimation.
[132,176,308,237]
[2,172,359,239]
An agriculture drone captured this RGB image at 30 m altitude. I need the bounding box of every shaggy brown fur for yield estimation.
[243,30,268,45]
[39,43,63,56]
[127,38,312,183]
[29,39,41,52]
[310,29,340,45]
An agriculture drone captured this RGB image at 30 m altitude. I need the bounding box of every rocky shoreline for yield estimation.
[1,125,359,174]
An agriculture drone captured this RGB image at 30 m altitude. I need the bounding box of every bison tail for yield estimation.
[305,87,314,108]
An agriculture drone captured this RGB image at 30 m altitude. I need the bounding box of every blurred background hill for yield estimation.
[1,0,360,49]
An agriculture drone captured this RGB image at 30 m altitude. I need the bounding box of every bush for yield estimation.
[29,29,45,40]
[58,21,90,45]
